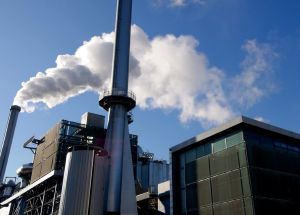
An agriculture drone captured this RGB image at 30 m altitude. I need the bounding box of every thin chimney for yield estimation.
[0,105,21,183]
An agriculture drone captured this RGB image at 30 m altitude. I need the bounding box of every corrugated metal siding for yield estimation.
[58,149,94,215]
[89,155,106,215]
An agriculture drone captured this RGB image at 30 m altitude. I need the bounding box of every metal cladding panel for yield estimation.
[43,143,57,159]
[81,112,105,128]
[58,149,95,215]
[40,153,55,177]
[30,163,41,183]
[89,155,106,215]
[43,124,60,148]
[33,145,43,167]
[31,123,61,183]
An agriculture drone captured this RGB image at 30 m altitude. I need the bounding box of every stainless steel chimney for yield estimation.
[99,0,137,214]
[0,105,21,183]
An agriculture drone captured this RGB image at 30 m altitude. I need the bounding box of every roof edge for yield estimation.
[170,115,300,153]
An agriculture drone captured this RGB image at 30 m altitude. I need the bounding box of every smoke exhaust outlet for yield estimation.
[0,105,21,183]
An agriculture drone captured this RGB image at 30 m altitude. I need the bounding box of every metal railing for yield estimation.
[100,88,136,101]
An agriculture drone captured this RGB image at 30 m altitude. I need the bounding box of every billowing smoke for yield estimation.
[14,25,276,126]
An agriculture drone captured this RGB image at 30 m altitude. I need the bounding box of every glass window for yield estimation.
[180,153,185,168]
[287,144,300,153]
[244,130,260,145]
[197,143,212,158]
[185,161,197,184]
[205,143,212,154]
[186,148,196,163]
[186,184,198,211]
[197,144,205,158]
[212,139,226,153]
[274,141,288,150]
[180,168,185,188]
[226,131,243,148]
[181,189,186,213]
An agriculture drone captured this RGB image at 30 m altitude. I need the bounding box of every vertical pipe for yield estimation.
[110,0,132,91]
[0,105,21,183]
[103,0,135,213]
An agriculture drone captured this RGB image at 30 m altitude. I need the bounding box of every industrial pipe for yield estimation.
[0,105,21,183]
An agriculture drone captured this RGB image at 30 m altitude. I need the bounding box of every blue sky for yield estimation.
[0,0,300,178]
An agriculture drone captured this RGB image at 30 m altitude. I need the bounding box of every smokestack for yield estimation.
[0,105,21,183]
[99,0,137,214]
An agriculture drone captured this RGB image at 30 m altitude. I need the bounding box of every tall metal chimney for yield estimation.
[0,105,21,183]
[99,0,137,214]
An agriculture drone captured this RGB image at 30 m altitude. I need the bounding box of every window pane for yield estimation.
[213,139,226,153]
[226,131,243,148]
[186,148,196,163]
[185,161,196,184]
[244,130,260,145]
[197,144,205,158]
[205,143,212,154]
[181,189,186,213]
[186,184,198,211]
[180,168,185,188]
[180,153,185,168]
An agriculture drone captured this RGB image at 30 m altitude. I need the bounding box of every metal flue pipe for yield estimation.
[0,105,21,183]
[99,0,137,214]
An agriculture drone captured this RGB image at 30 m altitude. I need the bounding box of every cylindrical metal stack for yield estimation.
[0,105,21,183]
[58,145,106,215]
[98,0,138,214]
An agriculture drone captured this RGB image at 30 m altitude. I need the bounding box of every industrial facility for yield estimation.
[0,111,169,214]
[0,0,300,214]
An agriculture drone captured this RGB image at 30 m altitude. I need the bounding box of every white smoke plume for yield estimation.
[14,25,276,126]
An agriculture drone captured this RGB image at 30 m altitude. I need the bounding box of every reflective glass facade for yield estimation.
[171,122,300,215]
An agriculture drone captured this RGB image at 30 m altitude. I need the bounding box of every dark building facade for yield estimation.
[170,116,300,215]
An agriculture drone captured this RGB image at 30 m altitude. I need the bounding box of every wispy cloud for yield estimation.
[231,40,278,108]
[170,0,205,7]
[153,0,205,7]
[14,25,277,127]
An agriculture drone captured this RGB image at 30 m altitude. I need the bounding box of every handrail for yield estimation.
[100,89,136,101]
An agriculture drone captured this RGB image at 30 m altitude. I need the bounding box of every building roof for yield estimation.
[170,116,300,153]
[0,170,63,206]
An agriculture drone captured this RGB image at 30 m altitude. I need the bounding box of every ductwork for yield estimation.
[0,105,21,183]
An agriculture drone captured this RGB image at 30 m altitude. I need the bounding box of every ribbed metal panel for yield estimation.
[89,155,106,214]
[58,148,95,215]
